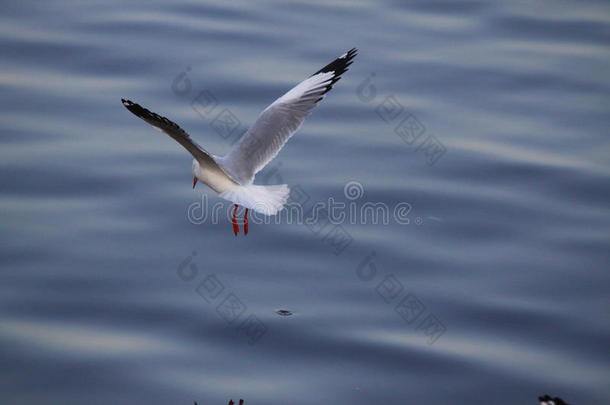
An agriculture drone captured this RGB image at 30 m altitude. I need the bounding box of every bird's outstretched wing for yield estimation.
[217,48,358,185]
[121,98,223,172]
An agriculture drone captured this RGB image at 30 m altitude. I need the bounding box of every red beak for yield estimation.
[192,176,198,189]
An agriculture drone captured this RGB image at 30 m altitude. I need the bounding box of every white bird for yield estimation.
[122,48,357,235]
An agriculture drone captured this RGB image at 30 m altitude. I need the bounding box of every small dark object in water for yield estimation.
[539,395,570,405]
[276,309,293,316]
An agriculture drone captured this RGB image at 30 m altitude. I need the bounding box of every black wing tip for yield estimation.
[312,47,358,77]
[310,47,358,97]
[121,98,147,117]
[343,47,358,59]
[121,98,184,133]
[121,98,139,112]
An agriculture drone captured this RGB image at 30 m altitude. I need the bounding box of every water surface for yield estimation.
[1,1,609,404]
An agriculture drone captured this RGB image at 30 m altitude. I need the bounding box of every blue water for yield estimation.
[1,1,609,404]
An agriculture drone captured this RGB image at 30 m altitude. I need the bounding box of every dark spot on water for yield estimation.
[275,309,293,316]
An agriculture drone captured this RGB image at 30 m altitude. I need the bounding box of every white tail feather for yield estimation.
[219,184,290,216]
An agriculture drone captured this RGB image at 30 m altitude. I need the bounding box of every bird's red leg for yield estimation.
[244,208,249,235]
[232,204,239,236]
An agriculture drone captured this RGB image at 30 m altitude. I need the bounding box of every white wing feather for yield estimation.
[218,48,357,185]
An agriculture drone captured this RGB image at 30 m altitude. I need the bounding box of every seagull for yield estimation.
[122,48,357,235]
